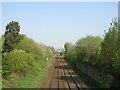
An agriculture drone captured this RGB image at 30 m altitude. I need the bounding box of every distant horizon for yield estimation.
[2,2,118,49]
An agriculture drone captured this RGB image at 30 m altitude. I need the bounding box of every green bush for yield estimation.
[14,34,53,61]
[76,36,103,64]
[2,49,37,79]
[112,51,120,73]
[100,75,113,88]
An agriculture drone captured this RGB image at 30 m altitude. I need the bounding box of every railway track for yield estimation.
[48,57,87,89]
[61,59,80,89]
[49,58,59,89]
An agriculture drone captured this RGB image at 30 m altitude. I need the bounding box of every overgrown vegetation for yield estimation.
[64,18,120,88]
[2,21,54,87]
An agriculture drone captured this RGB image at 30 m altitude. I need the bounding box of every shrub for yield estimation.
[100,75,113,88]
[112,51,120,73]
[2,49,37,79]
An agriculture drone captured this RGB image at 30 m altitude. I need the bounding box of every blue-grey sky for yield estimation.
[2,2,118,49]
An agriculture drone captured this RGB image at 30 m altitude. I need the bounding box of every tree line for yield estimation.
[64,18,120,72]
[64,18,120,87]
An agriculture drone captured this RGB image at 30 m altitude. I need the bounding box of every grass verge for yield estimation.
[3,58,53,88]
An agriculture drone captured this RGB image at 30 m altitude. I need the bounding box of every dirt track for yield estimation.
[41,56,87,89]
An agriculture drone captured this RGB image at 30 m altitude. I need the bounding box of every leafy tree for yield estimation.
[0,36,2,52]
[113,18,120,73]
[64,42,72,58]
[118,18,120,50]
[76,36,103,64]
[3,21,22,52]
[112,51,120,73]
[49,46,55,52]
[64,42,77,62]
[100,19,119,68]
[64,42,74,55]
